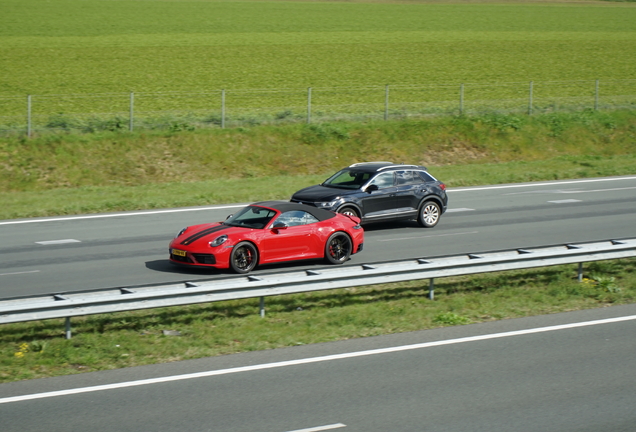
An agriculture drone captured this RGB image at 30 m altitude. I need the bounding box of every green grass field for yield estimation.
[2,0,636,97]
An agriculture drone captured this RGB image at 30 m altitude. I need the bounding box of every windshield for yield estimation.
[224,206,277,229]
[322,169,372,190]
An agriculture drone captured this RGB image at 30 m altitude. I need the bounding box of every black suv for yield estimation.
[291,162,448,227]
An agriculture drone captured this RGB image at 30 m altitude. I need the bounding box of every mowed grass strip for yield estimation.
[1,110,636,219]
[1,0,635,100]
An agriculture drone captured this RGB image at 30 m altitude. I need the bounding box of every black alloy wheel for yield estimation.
[230,241,258,274]
[325,232,353,264]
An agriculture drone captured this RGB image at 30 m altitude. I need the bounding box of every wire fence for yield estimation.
[1,79,635,137]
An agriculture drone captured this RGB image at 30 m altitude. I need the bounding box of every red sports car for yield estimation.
[169,201,364,273]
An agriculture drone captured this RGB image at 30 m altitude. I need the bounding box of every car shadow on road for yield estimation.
[145,257,356,277]
[145,259,222,275]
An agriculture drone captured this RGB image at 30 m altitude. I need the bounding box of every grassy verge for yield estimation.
[2,260,634,384]
[2,110,636,220]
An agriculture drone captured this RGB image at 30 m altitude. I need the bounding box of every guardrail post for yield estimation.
[428,278,435,300]
[259,296,265,318]
[65,317,72,339]
[578,263,583,283]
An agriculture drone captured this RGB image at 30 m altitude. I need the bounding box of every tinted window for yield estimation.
[274,210,319,227]
[396,170,423,185]
[417,171,435,182]
[225,206,277,229]
[369,172,395,189]
[323,169,372,189]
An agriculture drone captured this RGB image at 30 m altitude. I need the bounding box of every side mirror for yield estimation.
[365,184,379,193]
[272,222,287,233]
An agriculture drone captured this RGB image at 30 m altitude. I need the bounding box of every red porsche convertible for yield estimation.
[169,201,364,273]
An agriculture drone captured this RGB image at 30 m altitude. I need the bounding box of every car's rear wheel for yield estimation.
[325,232,353,264]
[417,201,441,228]
[338,206,360,218]
[230,241,258,274]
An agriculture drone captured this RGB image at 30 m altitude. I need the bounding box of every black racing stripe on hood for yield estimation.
[180,225,230,246]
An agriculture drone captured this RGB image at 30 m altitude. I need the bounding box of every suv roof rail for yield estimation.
[377,164,421,171]
[349,161,393,167]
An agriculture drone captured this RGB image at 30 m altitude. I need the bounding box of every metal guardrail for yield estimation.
[1,238,635,338]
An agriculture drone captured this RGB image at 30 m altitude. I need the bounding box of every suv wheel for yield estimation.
[338,206,360,218]
[417,201,441,228]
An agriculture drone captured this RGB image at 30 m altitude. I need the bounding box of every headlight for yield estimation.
[175,227,188,238]
[316,198,343,209]
[210,235,228,247]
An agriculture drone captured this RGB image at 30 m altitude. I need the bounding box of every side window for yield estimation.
[274,210,319,227]
[417,171,435,183]
[369,172,395,189]
[396,170,418,185]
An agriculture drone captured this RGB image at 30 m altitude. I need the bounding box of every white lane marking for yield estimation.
[0,270,40,276]
[0,204,246,226]
[285,424,346,432]
[548,199,582,204]
[505,186,636,196]
[446,208,475,212]
[35,239,81,245]
[448,176,636,193]
[2,314,634,405]
[377,231,479,242]
[558,186,636,194]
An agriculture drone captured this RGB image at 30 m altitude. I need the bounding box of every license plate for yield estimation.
[172,249,187,257]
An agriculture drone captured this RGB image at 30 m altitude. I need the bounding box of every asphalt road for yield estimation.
[1,175,635,298]
[2,304,635,432]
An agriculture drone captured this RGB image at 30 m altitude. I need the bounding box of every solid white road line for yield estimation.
[2,314,635,405]
[0,204,246,226]
[448,176,636,193]
[0,270,40,276]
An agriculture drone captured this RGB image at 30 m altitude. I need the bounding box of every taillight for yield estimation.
[440,183,446,191]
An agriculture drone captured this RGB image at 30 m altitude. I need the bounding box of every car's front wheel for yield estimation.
[325,232,353,264]
[230,241,258,274]
[338,206,360,218]
[417,201,441,228]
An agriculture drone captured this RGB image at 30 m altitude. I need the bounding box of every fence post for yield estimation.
[528,81,533,115]
[260,297,265,318]
[384,84,389,120]
[459,84,464,115]
[221,89,226,129]
[129,92,134,132]
[594,79,599,111]
[307,87,312,124]
[65,317,72,339]
[27,94,32,138]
